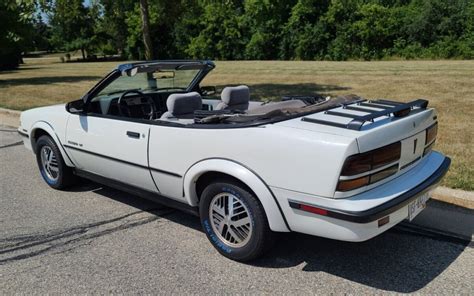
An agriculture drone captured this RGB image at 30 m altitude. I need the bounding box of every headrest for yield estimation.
[166,92,202,115]
[221,85,250,105]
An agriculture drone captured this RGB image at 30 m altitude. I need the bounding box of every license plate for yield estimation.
[408,192,430,221]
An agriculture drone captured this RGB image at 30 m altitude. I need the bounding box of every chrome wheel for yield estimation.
[209,192,253,248]
[40,146,59,182]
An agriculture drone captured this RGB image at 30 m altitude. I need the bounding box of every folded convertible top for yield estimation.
[196,95,362,124]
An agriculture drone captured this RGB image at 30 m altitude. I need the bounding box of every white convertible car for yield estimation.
[18,60,450,261]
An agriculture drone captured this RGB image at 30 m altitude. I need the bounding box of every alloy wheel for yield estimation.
[40,146,59,182]
[209,192,253,248]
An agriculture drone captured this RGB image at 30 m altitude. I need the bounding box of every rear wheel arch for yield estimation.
[195,172,254,201]
[183,159,290,232]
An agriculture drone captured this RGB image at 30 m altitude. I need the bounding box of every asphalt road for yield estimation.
[1,128,473,294]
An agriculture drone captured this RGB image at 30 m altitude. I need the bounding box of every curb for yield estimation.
[431,187,474,210]
[409,199,474,242]
[0,107,22,115]
[0,107,21,128]
[1,107,473,209]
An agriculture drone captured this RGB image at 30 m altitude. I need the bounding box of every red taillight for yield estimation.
[341,142,401,176]
[341,154,372,175]
[423,122,438,156]
[372,143,401,169]
[338,142,401,192]
[425,123,438,146]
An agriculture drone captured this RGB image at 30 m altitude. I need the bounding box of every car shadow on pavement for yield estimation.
[70,181,469,293]
[68,181,204,231]
[253,227,469,293]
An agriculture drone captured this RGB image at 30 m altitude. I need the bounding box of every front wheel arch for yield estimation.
[29,122,75,167]
[31,128,49,152]
[183,159,290,232]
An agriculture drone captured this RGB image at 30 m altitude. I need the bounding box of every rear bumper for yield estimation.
[289,156,450,223]
[272,151,450,241]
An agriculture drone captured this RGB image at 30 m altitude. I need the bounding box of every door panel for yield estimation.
[65,115,158,192]
[148,125,185,201]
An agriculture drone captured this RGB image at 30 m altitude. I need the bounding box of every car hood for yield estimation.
[21,103,67,117]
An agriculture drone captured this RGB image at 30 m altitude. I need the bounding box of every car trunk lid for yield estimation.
[275,98,438,197]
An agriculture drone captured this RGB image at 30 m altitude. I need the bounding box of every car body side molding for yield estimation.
[63,144,182,178]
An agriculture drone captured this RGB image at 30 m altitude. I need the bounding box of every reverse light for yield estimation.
[369,164,399,183]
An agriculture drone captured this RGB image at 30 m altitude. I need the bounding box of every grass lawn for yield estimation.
[0,57,472,191]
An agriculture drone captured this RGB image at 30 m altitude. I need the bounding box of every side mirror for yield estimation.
[66,99,85,114]
[201,85,217,96]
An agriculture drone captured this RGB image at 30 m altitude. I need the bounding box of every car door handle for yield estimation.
[126,131,140,139]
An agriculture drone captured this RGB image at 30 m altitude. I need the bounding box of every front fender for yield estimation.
[30,121,75,167]
[183,158,290,232]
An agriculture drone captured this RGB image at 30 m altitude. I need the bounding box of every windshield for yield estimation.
[96,68,201,97]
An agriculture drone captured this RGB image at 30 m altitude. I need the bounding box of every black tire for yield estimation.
[199,179,275,262]
[35,135,76,189]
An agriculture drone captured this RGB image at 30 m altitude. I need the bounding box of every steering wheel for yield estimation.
[117,90,156,120]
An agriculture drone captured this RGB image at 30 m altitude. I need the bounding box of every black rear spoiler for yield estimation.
[301,99,429,131]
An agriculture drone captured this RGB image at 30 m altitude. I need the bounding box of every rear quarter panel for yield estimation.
[148,124,358,198]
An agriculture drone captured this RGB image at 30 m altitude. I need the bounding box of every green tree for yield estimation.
[186,1,246,59]
[172,0,204,58]
[243,0,295,60]
[25,0,474,62]
[31,14,52,52]
[97,0,135,57]
[279,0,331,60]
[124,0,188,59]
[351,3,401,59]
[49,0,96,59]
[139,0,154,59]
[0,0,36,69]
